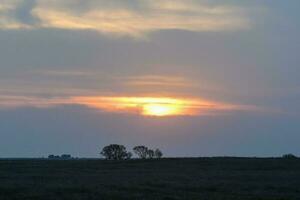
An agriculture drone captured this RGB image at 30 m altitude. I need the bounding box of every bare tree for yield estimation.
[147,149,154,159]
[133,146,148,159]
[282,154,297,159]
[125,152,133,160]
[100,144,131,160]
[154,149,163,159]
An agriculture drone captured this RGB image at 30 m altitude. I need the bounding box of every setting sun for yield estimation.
[142,103,182,116]
[71,96,189,117]
[69,96,237,117]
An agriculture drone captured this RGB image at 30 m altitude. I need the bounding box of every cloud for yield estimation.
[0,0,31,29]
[0,95,71,109]
[0,0,251,37]
[36,70,95,77]
[71,96,257,116]
[0,95,264,117]
[124,75,194,87]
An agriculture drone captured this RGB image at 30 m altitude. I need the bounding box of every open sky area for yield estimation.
[0,0,299,157]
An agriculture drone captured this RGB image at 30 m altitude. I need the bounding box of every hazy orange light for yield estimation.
[70,96,238,117]
[0,95,255,116]
[142,103,182,116]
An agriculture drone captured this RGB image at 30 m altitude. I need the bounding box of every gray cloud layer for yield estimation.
[0,0,251,37]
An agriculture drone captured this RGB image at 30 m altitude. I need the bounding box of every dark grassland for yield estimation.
[0,158,300,200]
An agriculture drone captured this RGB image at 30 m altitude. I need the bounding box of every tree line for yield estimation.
[100,144,163,160]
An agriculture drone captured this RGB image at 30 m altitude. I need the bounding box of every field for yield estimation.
[0,158,300,200]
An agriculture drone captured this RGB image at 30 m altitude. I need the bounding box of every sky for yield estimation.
[0,0,300,158]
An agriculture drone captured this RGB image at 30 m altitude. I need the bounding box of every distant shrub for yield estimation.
[133,146,149,159]
[61,154,72,159]
[133,146,163,159]
[100,144,132,160]
[147,149,154,159]
[48,154,73,159]
[126,152,133,160]
[154,149,163,159]
[282,154,297,159]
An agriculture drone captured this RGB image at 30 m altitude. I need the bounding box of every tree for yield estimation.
[48,155,61,159]
[125,152,133,160]
[61,154,72,159]
[154,149,163,159]
[100,144,131,160]
[133,146,148,159]
[147,149,154,159]
[282,154,297,159]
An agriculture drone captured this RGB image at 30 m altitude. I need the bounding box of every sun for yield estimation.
[142,103,182,117]
[72,96,220,117]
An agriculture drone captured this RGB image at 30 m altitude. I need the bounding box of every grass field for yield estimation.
[0,158,300,200]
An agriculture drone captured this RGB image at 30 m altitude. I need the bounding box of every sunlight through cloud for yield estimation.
[0,0,252,37]
[0,95,268,117]
[71,96,246,117]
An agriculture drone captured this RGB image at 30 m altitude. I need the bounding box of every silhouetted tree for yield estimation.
[126,152,133,160]
[147,149,154,159]
[154,149,163,159]
[133,146,148,159]
[101,144,131,160]
[282,154,297,159]
[61,154,72,159]
[48,155,61,159]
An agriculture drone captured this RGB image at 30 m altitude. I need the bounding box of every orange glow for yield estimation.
[0,95,252,116]
[71,97,188,116]
[142,103,182,116]
[70,96,237,117]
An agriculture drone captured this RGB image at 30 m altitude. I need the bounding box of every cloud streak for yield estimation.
[0,0,31,29]
[124,75,194,88]
[0,95,263,117]
[0,0,251,37]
